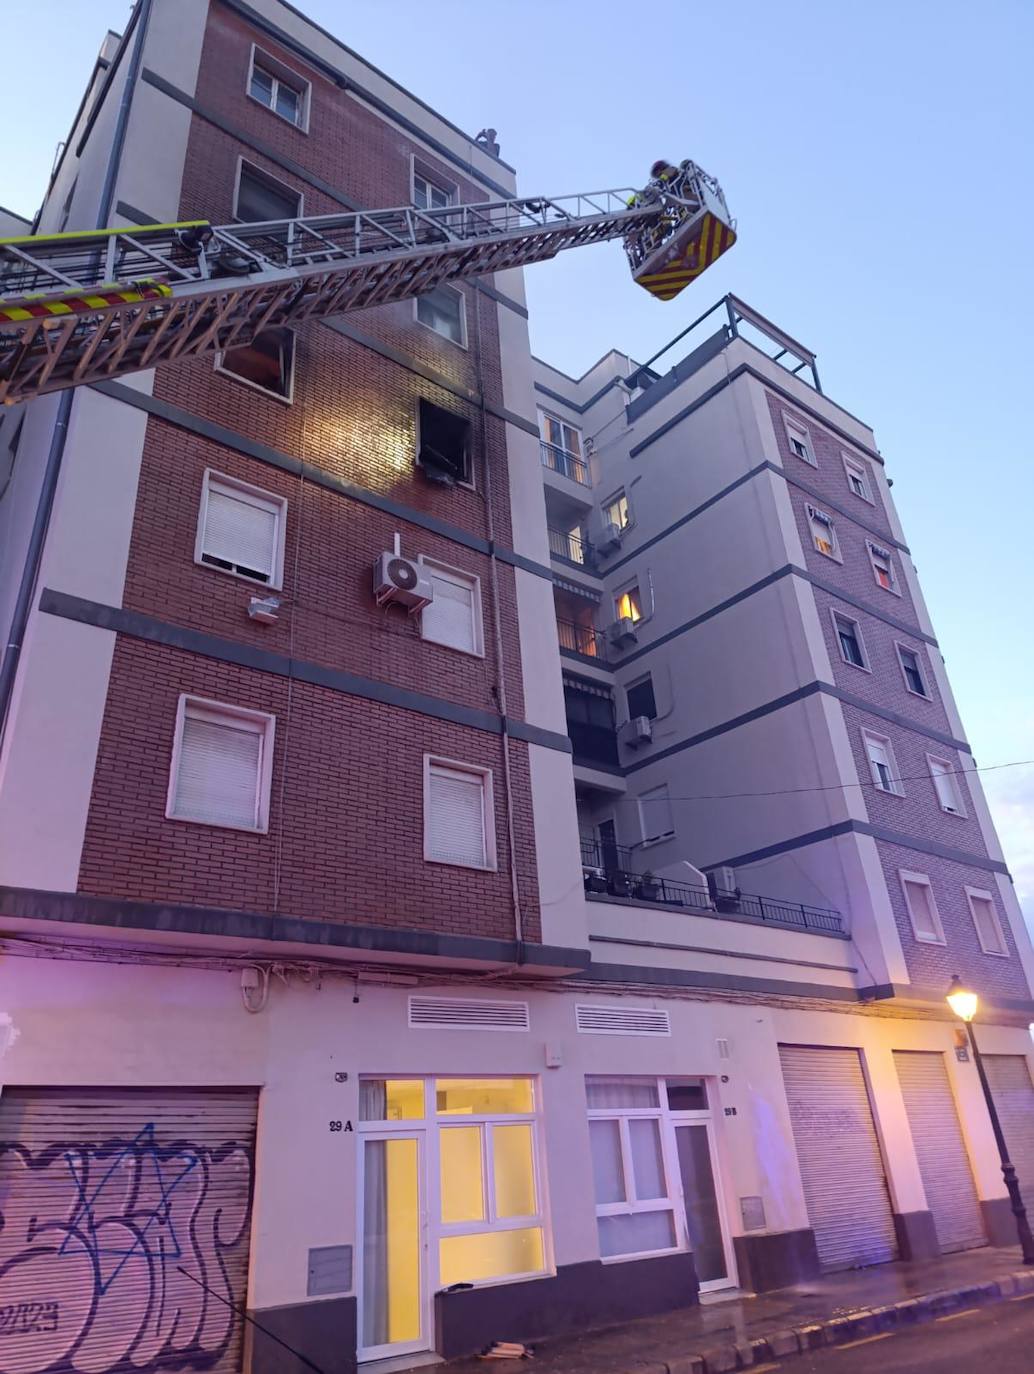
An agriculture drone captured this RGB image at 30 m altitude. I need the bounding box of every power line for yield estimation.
[634,756,1034,804]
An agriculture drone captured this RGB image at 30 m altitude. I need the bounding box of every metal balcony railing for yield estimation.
[548,527,587,565]
[556,617,608,661]
[540,440,590,486]
[579,836,845,933]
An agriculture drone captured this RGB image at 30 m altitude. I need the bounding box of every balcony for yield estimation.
[540,440,589,486]
[579,836,845,935]
[548,526,588,566]
[557,617,608,662]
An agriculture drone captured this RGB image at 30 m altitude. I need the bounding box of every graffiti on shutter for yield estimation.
[0,1087,257,1374]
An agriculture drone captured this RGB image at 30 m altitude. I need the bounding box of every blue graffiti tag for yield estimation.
[58,1125,199,1293]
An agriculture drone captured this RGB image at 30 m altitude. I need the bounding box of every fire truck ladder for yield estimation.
[0,188,683,405]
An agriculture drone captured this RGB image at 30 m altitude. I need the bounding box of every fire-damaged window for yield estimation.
[417,399,472,486]
[218,328,295,402]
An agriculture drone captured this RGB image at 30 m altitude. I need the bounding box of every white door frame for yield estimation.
[668,1106,738,1292]
[356,1125,431,1364]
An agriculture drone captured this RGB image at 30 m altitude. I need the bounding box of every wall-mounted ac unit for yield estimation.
[607,616,638,646]
[373,552,434,612]
[620,715,653,748]
[706,866,738,903]
[595,519,623,553]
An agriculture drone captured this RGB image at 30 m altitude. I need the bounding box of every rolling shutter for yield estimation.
[983,1055,1034,1196]
[201,480,279,582]
[779,1045,898,1271]
[173,709,265,828]
[0,1087,257,1374]
[427,764,487,867]
[893,1051,985,1252]
[423,570,476,652]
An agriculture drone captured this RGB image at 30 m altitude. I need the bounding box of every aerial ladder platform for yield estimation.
[0,163,735,405]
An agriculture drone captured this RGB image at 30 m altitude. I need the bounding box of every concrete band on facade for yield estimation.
[38,589,573,755]
[89,381,554,582]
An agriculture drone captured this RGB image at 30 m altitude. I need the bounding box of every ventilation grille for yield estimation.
[575,1004,671,1036]
[408,996,530,1032]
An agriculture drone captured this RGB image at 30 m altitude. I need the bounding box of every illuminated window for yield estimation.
[867,541,899,594]
[196,470,286,587]
[604,491,630,530]
[166,696,274,832]
[614,583,642,623]
[806,504,839,560]
[247,49,308,129]
[783,414,815,466]
[359,1080,426,1120]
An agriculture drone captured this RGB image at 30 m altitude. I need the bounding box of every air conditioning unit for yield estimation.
[607,616,638,646]
[595,519,623,553]
[620,715,653,748]
[706,866,738,904]
[373,552,434,613]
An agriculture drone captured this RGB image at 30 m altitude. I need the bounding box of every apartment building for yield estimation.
[0,5,1033,1374]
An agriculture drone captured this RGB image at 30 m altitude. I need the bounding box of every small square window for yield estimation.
[417,399,472,485]
[421,561,483,656]
[832,611,867,670]
[842,453,873,503]
[862,728,903,795]
[807,504,840,560]
[966,886,1008,956]
[899,870,944,944]
[217,327,295,402]
[167,696,275,832]
[234,160,302,222]
[626,675,657,720]
[416,284,466,346]
[867,541,899,594]
[413,169,455,211]
[927,754,966,816]
[897,645,928,697]
[196,470,286,587]
[424,757,496,870]
[783,414,816,466]
[615,584,642,624]
[604,491,630,531]
[639,784,674,842]
[247,48,308,129]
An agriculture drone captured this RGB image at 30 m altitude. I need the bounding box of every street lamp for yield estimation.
[946,975,1034,1264]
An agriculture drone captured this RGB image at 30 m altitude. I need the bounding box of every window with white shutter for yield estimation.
[196,471,286,586]
[966,886,1008,956]
[424,758,495,870]
[927,754,966,816]
[421,562,482,655]
[899,870,944,944]
[861,728,904,795]
[639,784,674,842]
[167,697,274,832]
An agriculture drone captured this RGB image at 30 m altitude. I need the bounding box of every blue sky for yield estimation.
[5,0,1033,910]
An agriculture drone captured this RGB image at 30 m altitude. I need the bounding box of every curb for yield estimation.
[617,1267,1034,1374]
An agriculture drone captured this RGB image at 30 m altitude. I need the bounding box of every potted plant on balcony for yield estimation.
[637,871,662,902]
[583,866,608,894]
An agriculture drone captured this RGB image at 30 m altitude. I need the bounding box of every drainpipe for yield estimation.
[0,0,155,749]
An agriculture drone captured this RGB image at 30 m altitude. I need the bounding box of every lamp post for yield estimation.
[947,975,1034,1264]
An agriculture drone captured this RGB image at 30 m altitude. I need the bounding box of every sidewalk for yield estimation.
[406,1246,1034,1374]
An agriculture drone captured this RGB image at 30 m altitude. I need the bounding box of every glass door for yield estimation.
[358,1132,428,1361]
[673,1120,736,1291]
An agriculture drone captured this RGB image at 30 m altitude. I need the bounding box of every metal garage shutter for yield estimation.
[0,1087,257,1374]
[779,1045,898,1270]
[984,1055,1034,1196]
[893,1051,985,1252]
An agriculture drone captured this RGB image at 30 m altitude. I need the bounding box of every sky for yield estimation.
[4,0,1033,911]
